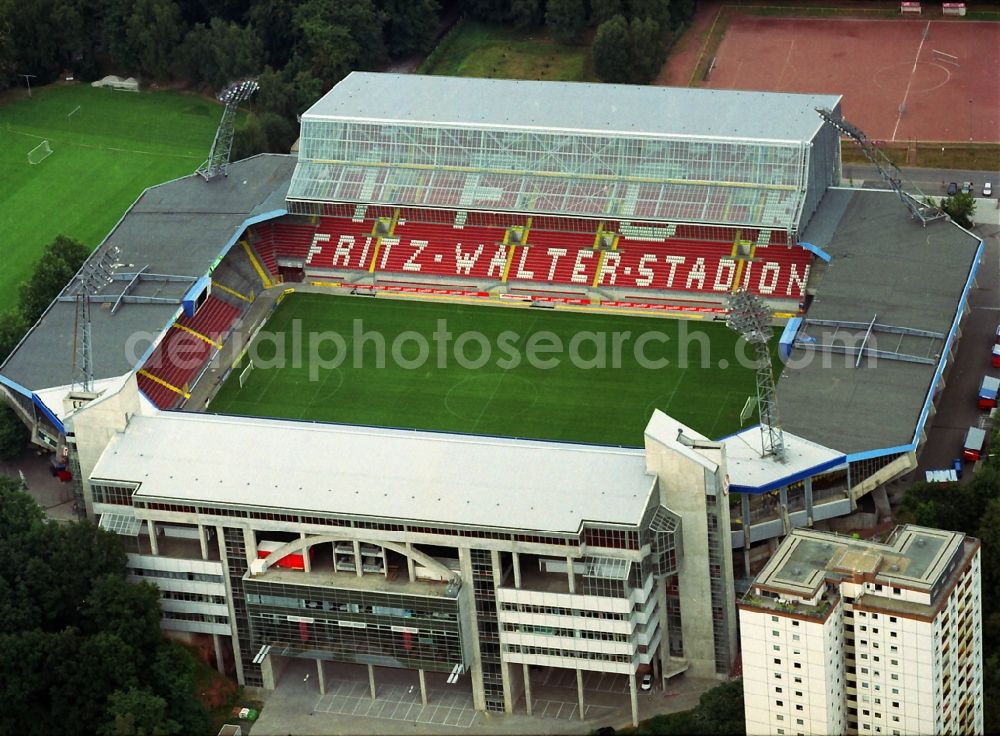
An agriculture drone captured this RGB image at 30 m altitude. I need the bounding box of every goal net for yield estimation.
[27,140,53,165]
[238,360,255,388]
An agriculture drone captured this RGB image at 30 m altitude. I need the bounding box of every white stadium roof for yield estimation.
[92,413,656,534]
[304,72,841,143]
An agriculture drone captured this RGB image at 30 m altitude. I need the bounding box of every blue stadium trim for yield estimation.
[729,454,847,495]
[798,241,831,262]
[31,394,64,434]
[846,444,914,463]
[908,237,983,450]
[0,373,33,398]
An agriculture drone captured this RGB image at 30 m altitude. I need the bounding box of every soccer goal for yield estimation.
[739,395,757,425]
[238,360,255,388]
[27,140,53,165]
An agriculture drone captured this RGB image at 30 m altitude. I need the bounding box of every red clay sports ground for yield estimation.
[704,16,1000,143]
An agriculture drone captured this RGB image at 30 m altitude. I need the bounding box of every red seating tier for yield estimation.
[139,329,212,408]
[176,296,240,341]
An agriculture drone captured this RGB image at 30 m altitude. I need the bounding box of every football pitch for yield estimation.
[210,293,767,447]
[0,85,220,312]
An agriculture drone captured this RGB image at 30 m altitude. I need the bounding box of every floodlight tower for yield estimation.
[69,247,120,393]
[815,107,945,226]
[197,78,259,181]
[726,290,786,462]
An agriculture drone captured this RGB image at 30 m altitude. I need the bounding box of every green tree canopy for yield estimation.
[941,191,976,229]
[18,235,89,326]
[294,0,388,87]
[546,0,588,43]
[380,0,440,56]
[592,16,632,83]
[629,16,664,83]
[0,403,29,462]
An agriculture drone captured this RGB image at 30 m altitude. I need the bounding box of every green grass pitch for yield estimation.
[0,85,221,312]
[209,293,766,447]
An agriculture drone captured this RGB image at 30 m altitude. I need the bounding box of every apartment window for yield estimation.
[777,731,784,735]
[777,715,784,722]
[773,630,781,637]
[774,673,782,680]
[890,632,897,638]
[776,700,783,707]
[891,674,899,681]
[796,705,804,712]
[795,691,802,698]
[773,645,781,652]
[890,646,898,653]
[892,702,899,709]
[890,659,897,666]
[775,687,783,694]
[864,710,870,716]
[772,616,779,622]
[792,620,799,627]
[891,689,899,695]
[774,658,782,665]
[863,683,869,689]
[874,656,880,662]
[792,634,800,642]
[794,663,801,669]
[794,677,802,684]
[892,589,900,596]
[860,625,868,632]
[862,667,869,674]
[796,719,804,726]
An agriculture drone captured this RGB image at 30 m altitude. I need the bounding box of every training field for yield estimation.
[0,85,220,312]
[705,16,1000,143]
[209,294,765,447]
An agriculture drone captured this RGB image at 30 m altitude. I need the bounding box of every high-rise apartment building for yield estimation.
[740,526,982,736]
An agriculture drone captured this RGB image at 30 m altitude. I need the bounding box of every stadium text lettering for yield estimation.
[303,233,810,298]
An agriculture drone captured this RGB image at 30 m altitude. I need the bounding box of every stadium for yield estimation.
[0,73,983,726]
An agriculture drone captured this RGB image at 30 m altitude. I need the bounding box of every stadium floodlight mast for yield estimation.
[197,78,259,181]
[726,290,786,463]
[815,107,945,226]
[68,246,121,393]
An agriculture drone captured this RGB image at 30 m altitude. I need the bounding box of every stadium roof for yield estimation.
[781,188,982,456]
[304,72,840,143]
[0,155,294,392]
[92,413,657,534]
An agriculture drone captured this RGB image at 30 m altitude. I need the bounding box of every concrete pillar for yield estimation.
[216,528,245,686]
[512,551,521,588]
[354,540,363,577]
[491,549,511,711]
[779,485,788,509]
[418,668,428,706]
[406,542,416,582]
[301,532,311,572]
[523,663,533,715]
[566,556,576,593]
[242,527,257,565]
[198,524,209,560]
[316,659,325,695]
[576,668,585,719]
[629,672,639,727]
[368,663,377,700]
[741,492,751,574]
[458,547,486,712]
[147,520,159,555]
[804,477,814,523]
[212,633,225,674]
[261,654,276,690]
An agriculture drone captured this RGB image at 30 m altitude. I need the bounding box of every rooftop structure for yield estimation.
[288,72,842,231]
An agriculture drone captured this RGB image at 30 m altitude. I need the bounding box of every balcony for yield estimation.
[123,532,220,561]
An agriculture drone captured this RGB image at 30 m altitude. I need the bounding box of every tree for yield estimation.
[628,0,670,29]
[248,0,298,68]
[629,16,664,83]
[294,0,388,87]
[0,310,27,365]
[464,0,511,22]
[692,678,746,735]
[510,0,545,29]
[380,0,440,56]
[592,16,632,83]
[546,0,587,43]
[977,497,1000,611]
[101,688,181,736]
[0,403,29,462]
[175,17,263,88]
[123,0,186,78]
[590,0,624,25]
[941,191,976,229]
[671,0,696,27]
[17,235,89,325]
[232,114,269,160]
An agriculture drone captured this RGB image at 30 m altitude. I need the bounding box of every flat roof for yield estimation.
[0,155,295,392]
[304,72,841,143]
[782,189,981,455]
[722,427,846,494]
[91,413,656,534]
[751,525,967,599]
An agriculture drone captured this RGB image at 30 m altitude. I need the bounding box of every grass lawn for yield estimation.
[0,84,221,312]
[420,20,595,82]
[209,293,763,447]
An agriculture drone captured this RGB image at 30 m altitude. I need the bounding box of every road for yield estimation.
[842,164,999,196]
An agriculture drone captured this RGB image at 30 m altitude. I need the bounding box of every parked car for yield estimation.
[947,181,958,196]
[640,673,653,691]
[961,181,973,194]
[984,182,993,197]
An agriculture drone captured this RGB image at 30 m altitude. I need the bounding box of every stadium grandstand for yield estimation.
[0,73,983,726]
